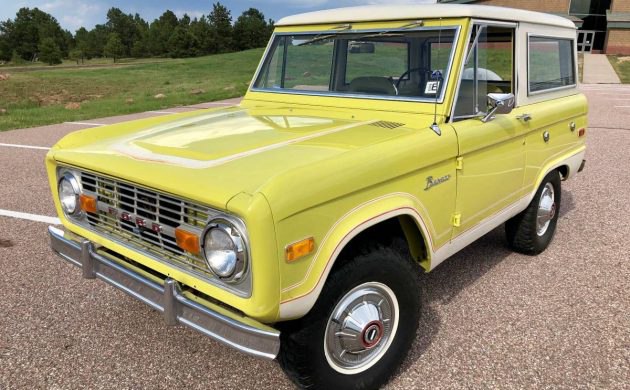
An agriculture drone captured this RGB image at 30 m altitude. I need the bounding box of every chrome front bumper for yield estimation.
[48,226,280,360]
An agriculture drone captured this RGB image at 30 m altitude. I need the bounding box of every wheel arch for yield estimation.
[278,193,434,320]
[530,147,585,203]
[331,214,430,275]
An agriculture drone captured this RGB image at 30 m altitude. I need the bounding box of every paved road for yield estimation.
[0,90,628,389]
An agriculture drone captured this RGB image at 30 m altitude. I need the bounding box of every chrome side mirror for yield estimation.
[481,93,515,123]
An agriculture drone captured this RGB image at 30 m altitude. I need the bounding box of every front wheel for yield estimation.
[278,244,421,390]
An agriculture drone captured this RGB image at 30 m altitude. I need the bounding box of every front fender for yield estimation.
[278,192,434,320]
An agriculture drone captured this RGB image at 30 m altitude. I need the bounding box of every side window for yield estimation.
[528,36,575,94]
[453,25,514,120]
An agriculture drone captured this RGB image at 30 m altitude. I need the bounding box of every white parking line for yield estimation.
[65,122,107,126]
[0,143,50,150]
[615,106,630,108]
[0,209,60,225]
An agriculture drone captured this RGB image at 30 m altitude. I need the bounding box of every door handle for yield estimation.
[517,113,532,122]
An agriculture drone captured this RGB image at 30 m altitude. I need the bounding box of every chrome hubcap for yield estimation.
[536,183,556,236]
[324,282,399,374]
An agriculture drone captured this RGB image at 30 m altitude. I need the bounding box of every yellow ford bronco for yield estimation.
[47,4,587,389]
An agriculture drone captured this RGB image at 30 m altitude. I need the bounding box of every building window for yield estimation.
[528,36,576,94]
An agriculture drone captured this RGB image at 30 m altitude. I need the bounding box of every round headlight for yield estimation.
[58,173,80,215]
[203,221,247,281]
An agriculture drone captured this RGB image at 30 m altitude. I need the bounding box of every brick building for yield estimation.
[441,0,630,54]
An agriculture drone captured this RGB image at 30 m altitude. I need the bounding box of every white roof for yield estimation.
[276,4,576,29]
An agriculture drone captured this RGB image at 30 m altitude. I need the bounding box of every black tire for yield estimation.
[505,170,562,255]
[277,244,421,390]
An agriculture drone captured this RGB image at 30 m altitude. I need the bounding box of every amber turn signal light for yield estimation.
[175,228,200,255]
[79,194,98,213]
[285,237,315,262]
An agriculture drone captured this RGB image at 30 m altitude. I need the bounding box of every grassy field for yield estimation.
[0,49,264,131]
[0,57,172,71]
[607,55,630,83]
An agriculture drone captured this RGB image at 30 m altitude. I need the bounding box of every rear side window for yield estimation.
[528,36,575,94]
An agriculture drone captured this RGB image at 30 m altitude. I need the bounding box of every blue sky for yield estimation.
[0,0,428,33]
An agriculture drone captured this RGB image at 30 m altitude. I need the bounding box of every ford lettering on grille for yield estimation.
[78,170,219,280]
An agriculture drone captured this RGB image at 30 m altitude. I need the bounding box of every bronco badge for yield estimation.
[424,174,451,191]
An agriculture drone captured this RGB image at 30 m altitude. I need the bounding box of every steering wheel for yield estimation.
[395,67,433,95]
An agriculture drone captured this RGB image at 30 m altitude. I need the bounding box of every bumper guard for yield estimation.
[48,225,280,360]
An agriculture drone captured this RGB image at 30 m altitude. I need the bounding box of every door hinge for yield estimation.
[451,213,462,227]
[455,157,463,170]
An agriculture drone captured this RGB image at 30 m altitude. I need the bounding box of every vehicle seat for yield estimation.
[347,77,396,95]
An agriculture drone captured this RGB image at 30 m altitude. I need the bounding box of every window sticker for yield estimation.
[425,81,440,94]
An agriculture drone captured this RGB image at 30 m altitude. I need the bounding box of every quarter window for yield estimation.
[528,36,575,94]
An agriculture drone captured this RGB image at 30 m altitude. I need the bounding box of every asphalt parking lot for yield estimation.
[0,89,628,389]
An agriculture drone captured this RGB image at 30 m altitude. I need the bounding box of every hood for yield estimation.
[52,104,439,210]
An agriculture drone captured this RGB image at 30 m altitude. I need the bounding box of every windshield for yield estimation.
[253,27,459,101]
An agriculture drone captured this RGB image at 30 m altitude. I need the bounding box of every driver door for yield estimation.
[450,23,526,237]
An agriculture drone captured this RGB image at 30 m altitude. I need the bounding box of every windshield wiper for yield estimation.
[297,23,352,46]
[355,20,424,41]
[298,34,338,46]
[355,32,404,40]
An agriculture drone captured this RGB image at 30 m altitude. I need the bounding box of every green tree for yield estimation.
[131,39,148,58]
[209,2,233,53]
[38,37,62,65]
[10,49,24,64]
[106,8,140,56]
[103,33,124,62]
[233,8,270,51]
[0,8,68,61]
[190,16,217,55]
[74,27,89,61]
[85,25,109,58]
[147,10,179,56]
[0,36,11,61]
[167,26,199,58]
[69,48,82,64]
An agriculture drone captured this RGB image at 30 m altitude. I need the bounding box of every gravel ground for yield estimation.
[0,88,628,389]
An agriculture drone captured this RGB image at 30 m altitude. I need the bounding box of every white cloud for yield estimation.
[39,0,101,30]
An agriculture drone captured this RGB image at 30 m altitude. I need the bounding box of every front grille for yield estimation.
[78,170,219,280]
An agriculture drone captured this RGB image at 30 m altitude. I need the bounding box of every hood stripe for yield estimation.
[112,120,378,169]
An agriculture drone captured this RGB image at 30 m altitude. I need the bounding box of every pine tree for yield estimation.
[209,2,233,53]
[10,49,24,64]
[233,8,270,51]
[38,37,62,65]
[103,33,125,63]
[167,26,199,58]
[69,48,82,65]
